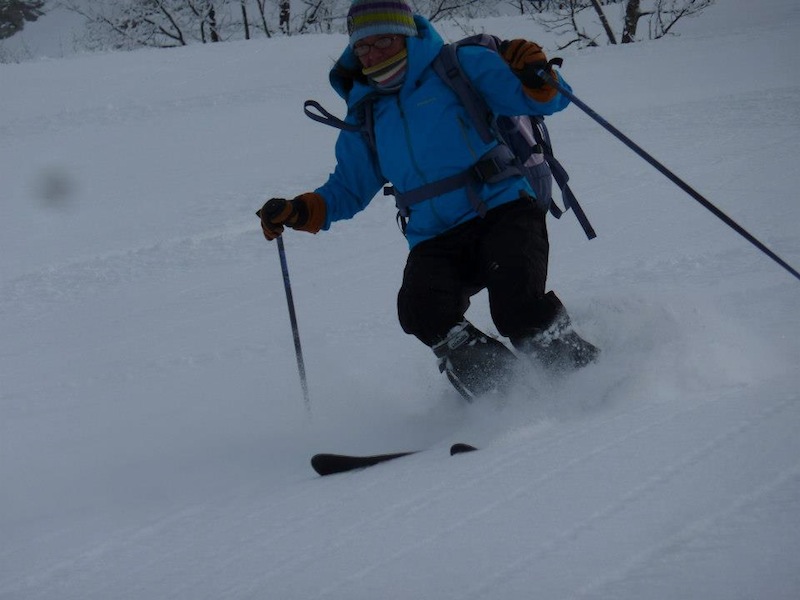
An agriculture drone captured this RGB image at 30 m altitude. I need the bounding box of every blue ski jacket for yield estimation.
[315,16,572,249]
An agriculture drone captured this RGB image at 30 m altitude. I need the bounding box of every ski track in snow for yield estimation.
[462,394,800,599]
[10,385,797,600]
[293,390,799,600]
[575,464,800,599]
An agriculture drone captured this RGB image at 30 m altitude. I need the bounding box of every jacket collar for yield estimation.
[329,16,443,110]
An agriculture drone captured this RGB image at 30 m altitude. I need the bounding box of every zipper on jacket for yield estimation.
[457,115,480,161]
[396,96,429,184]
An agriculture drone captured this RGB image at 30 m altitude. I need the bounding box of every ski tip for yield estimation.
[450,443,478,456]
[310,453,332,476]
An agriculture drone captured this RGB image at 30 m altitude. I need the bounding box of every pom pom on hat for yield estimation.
[347,0,418,48]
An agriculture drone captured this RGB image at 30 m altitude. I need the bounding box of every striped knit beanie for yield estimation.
[347,0,418,48]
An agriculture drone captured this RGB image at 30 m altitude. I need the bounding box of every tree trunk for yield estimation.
[622,0,641,43]
[241,0,250,40]
[279,0,290,35]
[589,0,617,44]
[207,4,220,43]
[256,0,271,38]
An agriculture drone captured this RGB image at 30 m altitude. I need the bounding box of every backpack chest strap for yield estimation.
[388,144,520,218]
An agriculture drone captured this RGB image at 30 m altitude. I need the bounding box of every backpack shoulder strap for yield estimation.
[303,99,378,155]
[303,99,359,132]
[531,118,597,239]
[432,39,598,240]
[432,36,498,145]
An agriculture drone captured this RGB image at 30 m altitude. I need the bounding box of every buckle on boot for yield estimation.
[446,328,470,350]
[433,322,472,360]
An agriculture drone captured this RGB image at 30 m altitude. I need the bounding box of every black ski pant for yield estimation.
[397,199,563,348]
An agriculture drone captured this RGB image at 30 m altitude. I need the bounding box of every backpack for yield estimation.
[304,34,596,240]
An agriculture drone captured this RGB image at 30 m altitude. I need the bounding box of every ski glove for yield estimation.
[257,192,327,241]
[499,39,560,103]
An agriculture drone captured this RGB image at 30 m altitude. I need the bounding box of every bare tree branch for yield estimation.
[589,0,617,44]
[652,0,715,39]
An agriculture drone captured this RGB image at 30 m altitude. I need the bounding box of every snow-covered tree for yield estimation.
[0,0,45,40]
[533,0,715,49]
[409,0,485,21]
[623,0,715,43]
[60,0,236,50]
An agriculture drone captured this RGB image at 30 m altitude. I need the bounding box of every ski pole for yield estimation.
[539,69,800,283]
[275,235,311,413]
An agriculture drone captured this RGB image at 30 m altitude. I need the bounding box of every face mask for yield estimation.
[362,49,408,91]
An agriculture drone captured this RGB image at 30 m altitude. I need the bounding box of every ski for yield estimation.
[311,443,479,476]
[450,442,478,455]
[311,450,417,476]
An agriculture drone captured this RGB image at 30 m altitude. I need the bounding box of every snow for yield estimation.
[2,1,799,598]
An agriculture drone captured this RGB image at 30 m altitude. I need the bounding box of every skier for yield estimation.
[258,0,599,399]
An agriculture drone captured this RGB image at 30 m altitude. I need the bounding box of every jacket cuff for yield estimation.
[523,71,559,103]
[293,192,327,234]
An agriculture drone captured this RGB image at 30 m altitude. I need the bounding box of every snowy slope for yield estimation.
[2,1,800,598]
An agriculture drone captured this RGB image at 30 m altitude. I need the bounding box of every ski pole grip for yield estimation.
[537,67,560,88]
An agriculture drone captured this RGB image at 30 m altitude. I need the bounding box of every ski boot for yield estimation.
[432,321,518,401]
[512,314,599,373]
